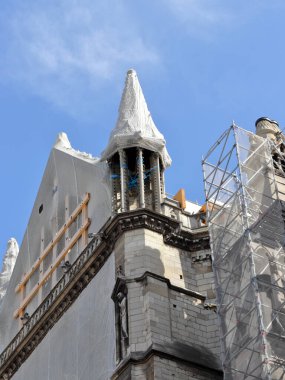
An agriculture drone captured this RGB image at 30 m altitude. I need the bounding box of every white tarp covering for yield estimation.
[12,255,116,380]
[101,69,171,168]
[0,238,18,306]
[0,140,112,351]
[0,69,175,378]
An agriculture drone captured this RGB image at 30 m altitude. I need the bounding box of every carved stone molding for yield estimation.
[111,342,223,380]
[130,271,206,301]
[0,209,209,379]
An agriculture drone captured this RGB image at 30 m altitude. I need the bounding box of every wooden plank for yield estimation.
[51,214,58,288]
[64,195,70,261]
[14,218,91,319]
[15,193,90,293]
[37,227,45,303]
[81,204,88,248]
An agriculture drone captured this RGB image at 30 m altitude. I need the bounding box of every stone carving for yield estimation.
[272,145,285,178]
[0,209,208,379]
[169,208,177,220]
[118,292,128,341]
[112,278,129,362]
[116,265,125,278]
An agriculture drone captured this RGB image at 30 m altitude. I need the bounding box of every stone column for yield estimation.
[153,153,162,212]
[119,149,128,212]
[109,161,120,215]
[137,148,145,208]
[160,169,165,197]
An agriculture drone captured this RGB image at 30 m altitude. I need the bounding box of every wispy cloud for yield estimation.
[0,1,159,118]
[163,0,285,37]
[167,0,231,23]
[162,0,237,38]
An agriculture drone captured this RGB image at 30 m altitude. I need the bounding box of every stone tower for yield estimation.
[0,70,222,380]
[101,69,171,214]
[103,70,222,379]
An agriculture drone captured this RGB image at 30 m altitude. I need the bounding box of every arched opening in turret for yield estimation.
[109,147,165,214]
[143,150,153,209]
[109,152,121,213]
[272,143,285,177]
[126,148,137,173]
[126,147,140,209]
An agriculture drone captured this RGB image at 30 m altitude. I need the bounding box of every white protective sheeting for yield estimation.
[0,140,112,351]
[0,238,19,306]
[101,69,172,168]
[185,201,201,214]
[12,255,116,380]
[54,132,99,163]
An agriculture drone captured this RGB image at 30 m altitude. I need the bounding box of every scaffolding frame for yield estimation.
[202,125,285,380]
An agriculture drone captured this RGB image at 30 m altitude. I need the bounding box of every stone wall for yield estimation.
[116,355,222,380]
[113,226,222,379]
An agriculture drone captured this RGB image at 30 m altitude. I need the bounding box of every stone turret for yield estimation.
[102,69,171,214]
[255,117,281,141]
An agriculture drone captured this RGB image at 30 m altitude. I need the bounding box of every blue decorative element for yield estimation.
[128,175,138,189]
[144,165,157,180]
[111,164,158,187]
[111,174,120,179]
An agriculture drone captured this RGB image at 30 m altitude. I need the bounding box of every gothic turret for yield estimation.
[102,69,171,214]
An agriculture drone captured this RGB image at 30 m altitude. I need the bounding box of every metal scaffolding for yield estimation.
[202,125,285,380]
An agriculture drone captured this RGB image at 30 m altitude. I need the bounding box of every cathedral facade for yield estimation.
[0,70,223,379]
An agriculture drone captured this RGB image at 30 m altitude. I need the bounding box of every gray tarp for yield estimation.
[0,145,112,352]
[12,255,116,380]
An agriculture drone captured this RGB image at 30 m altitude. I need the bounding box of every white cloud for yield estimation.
[0,1,159,118]
[167,0,230,22]
[163,0,285,35]
[162,0,236,38]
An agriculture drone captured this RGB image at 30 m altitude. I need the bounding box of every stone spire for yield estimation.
[102,69,171,168]
[0,238,19,304]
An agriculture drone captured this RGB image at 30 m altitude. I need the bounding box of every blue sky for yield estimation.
[1,0,285,257]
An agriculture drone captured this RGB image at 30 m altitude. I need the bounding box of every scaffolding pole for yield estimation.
[202,125,285,380]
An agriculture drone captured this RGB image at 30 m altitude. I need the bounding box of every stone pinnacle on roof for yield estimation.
[53,132,99,163]
[101,69,171,168]
[0,238,19,305]
[54,132,72,150]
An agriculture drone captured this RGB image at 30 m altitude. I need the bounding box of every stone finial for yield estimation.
[53,132,98,162]
[255,117,280,141]
[53,132,72,150]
